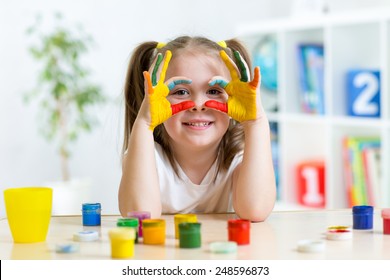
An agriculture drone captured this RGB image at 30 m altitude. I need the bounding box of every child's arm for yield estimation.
[233,114,276,222]
[119,51,194,218]
[118,78,162,218]
[206,50,276,221]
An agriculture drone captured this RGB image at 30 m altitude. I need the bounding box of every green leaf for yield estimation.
[24,13,106,171]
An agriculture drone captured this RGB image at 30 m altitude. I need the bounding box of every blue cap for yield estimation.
[82,203,101,210]
[353,205,373,214]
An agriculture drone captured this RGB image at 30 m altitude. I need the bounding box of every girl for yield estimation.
[119,36,276,222]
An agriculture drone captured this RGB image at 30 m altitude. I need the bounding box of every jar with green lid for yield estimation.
[174,213,197,239]
[179,222,201,249]
[117,218,139,243]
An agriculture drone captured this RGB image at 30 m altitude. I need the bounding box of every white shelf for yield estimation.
[236,9,390,210]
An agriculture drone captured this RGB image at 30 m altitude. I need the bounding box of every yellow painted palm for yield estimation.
[205,50,260,122]
[143,50,194,130]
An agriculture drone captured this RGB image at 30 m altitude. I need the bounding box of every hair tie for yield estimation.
[217,41,227,48]
[156,42,166,49]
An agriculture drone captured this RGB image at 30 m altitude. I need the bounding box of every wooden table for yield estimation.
[1,210,389,259]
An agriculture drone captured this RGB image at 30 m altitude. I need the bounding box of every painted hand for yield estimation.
[205,50,260,122]
[143,50,195,130]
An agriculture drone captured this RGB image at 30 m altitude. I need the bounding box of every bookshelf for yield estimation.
[236,8,390,210]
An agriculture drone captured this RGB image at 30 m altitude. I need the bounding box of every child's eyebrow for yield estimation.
[167,79,192,90]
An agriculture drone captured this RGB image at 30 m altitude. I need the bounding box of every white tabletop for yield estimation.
[0,209,389,260]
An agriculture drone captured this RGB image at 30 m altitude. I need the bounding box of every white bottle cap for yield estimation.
[209,241,237,254]
[73,230,99,242]
[297,239,325,253]
[326,229,352,240]
[55,243,80,253]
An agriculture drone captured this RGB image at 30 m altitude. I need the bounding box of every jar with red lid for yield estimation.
[228,219,250,245]
[381,209,390,234]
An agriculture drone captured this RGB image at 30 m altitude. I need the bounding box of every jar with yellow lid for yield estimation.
[108,227,136,258]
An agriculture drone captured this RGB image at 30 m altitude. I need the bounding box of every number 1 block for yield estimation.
[296,161,325,208]
[347,69,381,118]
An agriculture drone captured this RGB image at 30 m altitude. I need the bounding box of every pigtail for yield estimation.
[122,41,158,155]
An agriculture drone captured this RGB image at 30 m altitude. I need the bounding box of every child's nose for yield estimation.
[190,105,206,112]
[190,95,207,112]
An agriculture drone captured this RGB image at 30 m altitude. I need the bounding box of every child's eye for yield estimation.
[207,89,223,96]
[170,89,190,96]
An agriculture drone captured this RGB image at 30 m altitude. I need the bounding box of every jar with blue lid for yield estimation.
[353,205,373,230]
[82,203,101,226]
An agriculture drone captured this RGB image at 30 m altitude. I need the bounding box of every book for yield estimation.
[342,137,355,207]
[297,44,325,114]
[362,148,381,206]
[270,122,280,200]
[343,136,381,206]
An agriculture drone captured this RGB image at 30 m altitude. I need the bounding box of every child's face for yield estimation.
[163,50,231,150]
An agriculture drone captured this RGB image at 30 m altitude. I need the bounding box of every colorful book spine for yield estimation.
[342,136,381,206]
[297,44,324,115]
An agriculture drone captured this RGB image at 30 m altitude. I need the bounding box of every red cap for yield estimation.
[381,209,390,219]
[228,219,250,229]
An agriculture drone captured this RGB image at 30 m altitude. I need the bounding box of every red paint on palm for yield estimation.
[171,101,195,115]
[204,100,228,113]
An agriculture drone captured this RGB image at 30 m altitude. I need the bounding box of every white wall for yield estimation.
[0,0,291,216]
[0,0,388,216]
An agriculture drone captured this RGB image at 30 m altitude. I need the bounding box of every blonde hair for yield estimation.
[122,36,252,176]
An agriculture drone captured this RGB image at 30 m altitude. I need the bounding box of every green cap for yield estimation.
[117,218,139,228]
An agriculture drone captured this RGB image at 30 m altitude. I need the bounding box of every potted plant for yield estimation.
[25,13,106,214]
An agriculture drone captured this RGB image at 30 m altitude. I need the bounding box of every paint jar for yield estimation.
[82,203,101,226]
[381,209,390,234]
[117,218,139,243]
[127,211,151,238]
[352,205,373,230]
[142,219,166,245]
[174,214,197,239]
[108,227,135,259]
[228,219,250,245]
[179,222,201,248]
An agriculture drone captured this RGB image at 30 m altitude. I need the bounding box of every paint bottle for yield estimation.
[117,218,139,243]
[174,214,197,239]
[82,203,101,226]
[127,211,151,238]
[228,219,250,245]
[352,205,374,230]
[142,219,166,245]
[108,227,135,259]
[381,209,390,234]
[179,222,201,249]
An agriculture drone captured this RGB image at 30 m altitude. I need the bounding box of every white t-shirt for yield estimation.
[154,143,243,214]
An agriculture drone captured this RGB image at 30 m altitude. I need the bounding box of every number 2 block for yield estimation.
[347,70,381,118]
[296,161,325,208]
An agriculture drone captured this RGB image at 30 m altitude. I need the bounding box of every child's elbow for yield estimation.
[236,205,274,222]
[238,211,269,222]
[118,201,162,218]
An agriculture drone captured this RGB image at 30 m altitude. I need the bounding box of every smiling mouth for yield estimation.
[183,122,212,127]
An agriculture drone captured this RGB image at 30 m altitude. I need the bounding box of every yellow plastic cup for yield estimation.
[142,219,166,245]
[4,187,52,243]
[174,214,197,239]
[108,227,136,259]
